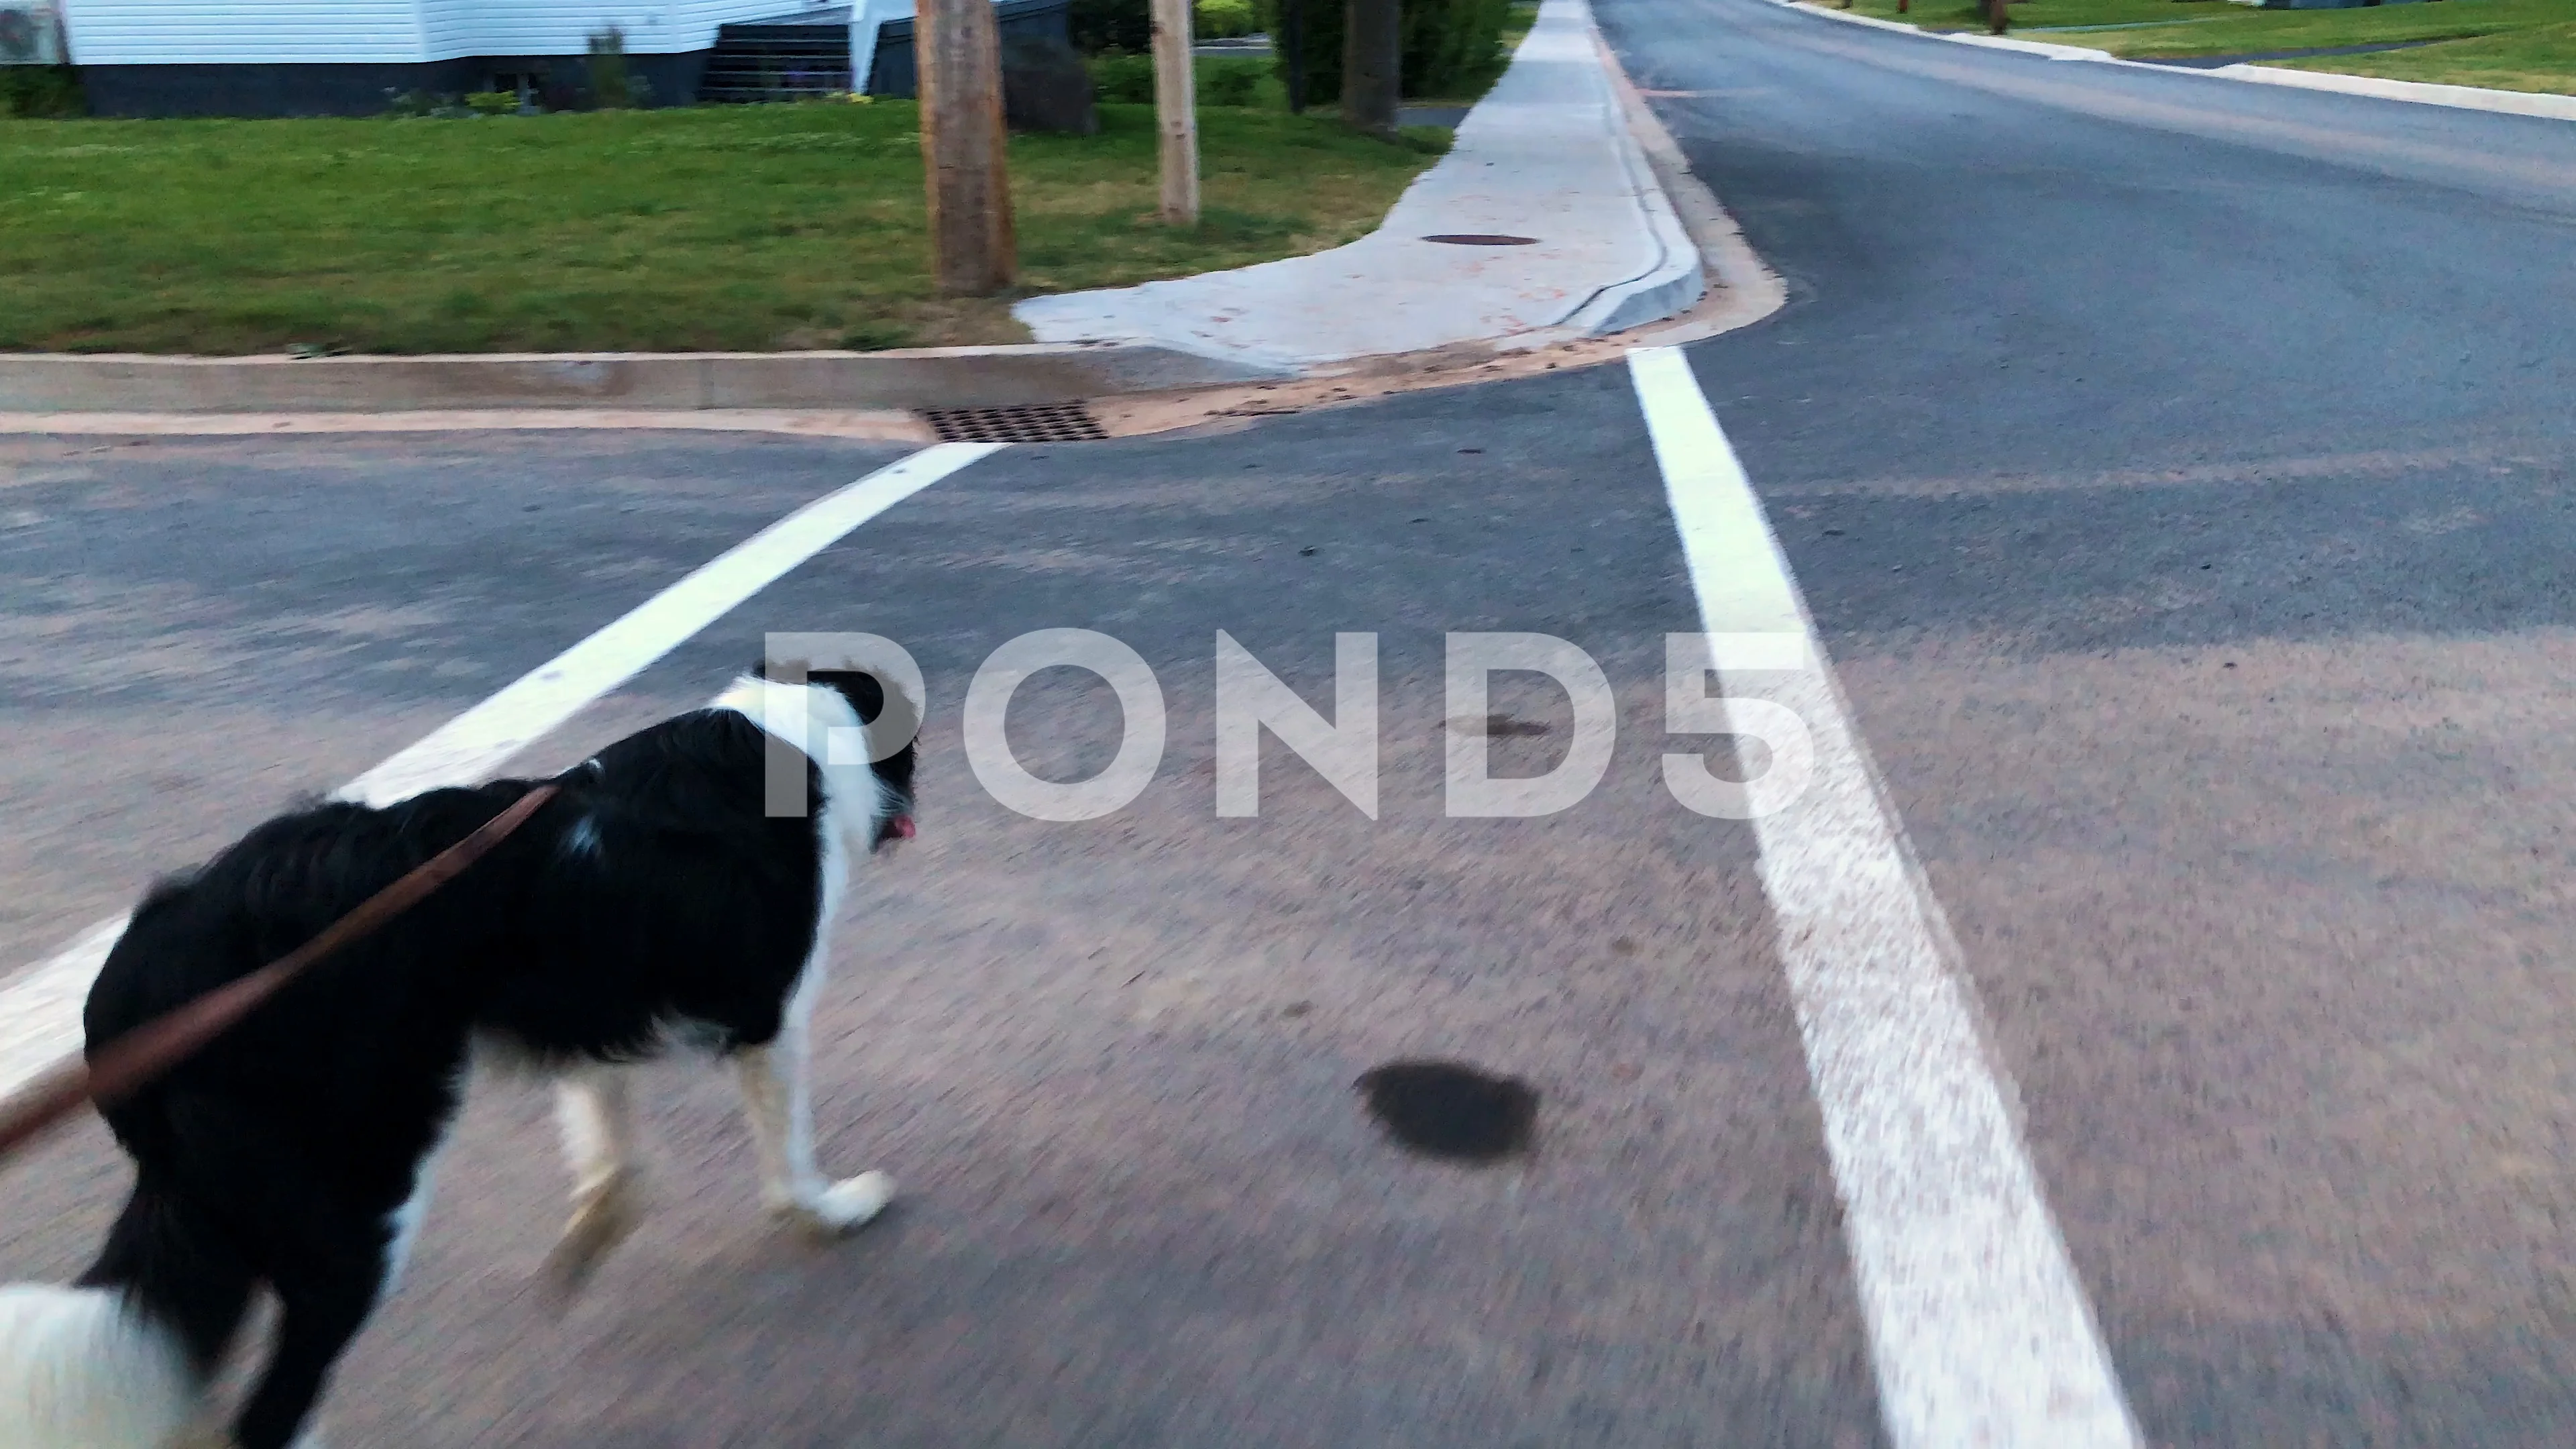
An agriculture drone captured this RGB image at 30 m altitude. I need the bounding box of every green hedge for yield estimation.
[1087,53,1270,105]
[1070,0,1155,54]
[1259,0,1509,106]
[1198,0,1258,36]
[0,66,85,119]
[1073,0,1263,50]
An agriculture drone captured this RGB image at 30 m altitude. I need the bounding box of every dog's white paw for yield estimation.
[773,1170,894,1237]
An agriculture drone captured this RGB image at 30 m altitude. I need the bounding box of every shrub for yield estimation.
[464,90,520,115]
[1266,0,1509,105]
[1407,0,1511,97]
[382,88,478,118]
[1195,0,1258,37]
[1070,0,1155,53]
[589,25,652,109]
[1200,56,1262,105]
[1076,0,1260,52]
[0,66,85,119]
[1087,53,1272,106]
[1086,52,1157,102]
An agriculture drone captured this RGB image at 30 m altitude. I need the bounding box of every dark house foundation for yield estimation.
[80,51,712,118]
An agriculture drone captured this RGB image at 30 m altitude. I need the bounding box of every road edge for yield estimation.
[1592,30,1790,343]
[1772,0,2576,125]
[1554,0,1713,336]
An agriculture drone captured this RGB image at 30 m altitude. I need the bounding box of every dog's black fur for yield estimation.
[42,664,911,1449]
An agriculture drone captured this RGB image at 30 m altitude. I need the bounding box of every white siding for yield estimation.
[60,0,805,66]
[61,0,430,66]
[417,0,800,58]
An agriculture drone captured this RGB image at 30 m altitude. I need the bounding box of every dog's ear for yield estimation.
[805,668,900,726]
[845,670,888,724]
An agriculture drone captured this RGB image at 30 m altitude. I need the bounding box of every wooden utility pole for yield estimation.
[1340,0,1399,139]
[916,0,1016,294]
[1150,0,1200,225]
[1985,0,2008,32]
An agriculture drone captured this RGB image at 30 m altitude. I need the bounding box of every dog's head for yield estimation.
[755,659,920,853]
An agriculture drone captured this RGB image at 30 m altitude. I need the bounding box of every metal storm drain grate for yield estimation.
[922,402,1108,444]
[1422,233,1539,246]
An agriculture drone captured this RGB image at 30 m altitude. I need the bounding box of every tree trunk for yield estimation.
[1340,0,1399,139]
[1283,0,1307,113]
[1151,0,1201,225]
[917,0,1016,294]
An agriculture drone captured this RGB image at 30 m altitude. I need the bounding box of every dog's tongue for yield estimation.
[891,814,916,840]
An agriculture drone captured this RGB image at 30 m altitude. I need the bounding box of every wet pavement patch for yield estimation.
[1448,712,1550,737]
[1356,1061,1539,1165]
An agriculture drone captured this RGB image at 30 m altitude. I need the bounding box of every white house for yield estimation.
[46,0,1008,115]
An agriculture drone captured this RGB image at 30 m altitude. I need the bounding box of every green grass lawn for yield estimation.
[2275,15,2576,90]
[1802,0,2576,91]
[0,99,1444,355]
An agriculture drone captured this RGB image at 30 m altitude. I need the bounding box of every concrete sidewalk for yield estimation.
[1012,0,1703,372]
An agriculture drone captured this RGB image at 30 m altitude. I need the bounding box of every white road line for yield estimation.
[0,441,1002,1101]
[1627,346,2139,1448]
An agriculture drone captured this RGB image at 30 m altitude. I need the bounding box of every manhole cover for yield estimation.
[1356,1060,1538,1165]
[1422,233,1539,246]
[922,402,1108,444]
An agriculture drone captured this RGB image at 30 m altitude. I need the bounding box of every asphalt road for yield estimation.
[2,3,2574,1444]
[1597,3,2576,1441]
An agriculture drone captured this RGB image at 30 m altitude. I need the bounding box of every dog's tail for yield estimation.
[0,1183,252,1449]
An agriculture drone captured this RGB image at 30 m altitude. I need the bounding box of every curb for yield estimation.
[0,408,933,441]
[1560,0,1710,339]
[1776,0,2576,124]
[1593,36,1788,339]
[1504,0,1709,341]
[0,341,1291,417]
[2206,62,2576,123]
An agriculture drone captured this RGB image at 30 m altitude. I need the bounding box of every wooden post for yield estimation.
[1151,0,1201,225]
[1282,0,1307,114]
[1340,0,1399,139]
[917,0,1016,294]
[1985,0,2008,32]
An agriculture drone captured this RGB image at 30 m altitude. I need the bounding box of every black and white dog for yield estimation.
[0,663,916,1449]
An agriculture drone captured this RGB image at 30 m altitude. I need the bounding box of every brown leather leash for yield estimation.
[0,782,561,1163]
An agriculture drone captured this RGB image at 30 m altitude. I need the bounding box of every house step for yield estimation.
[701,0,1072,102]
[700,21,853,102]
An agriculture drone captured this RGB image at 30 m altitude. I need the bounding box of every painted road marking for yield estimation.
[0,441,1002,1102]
[1627,346,2139,1448]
